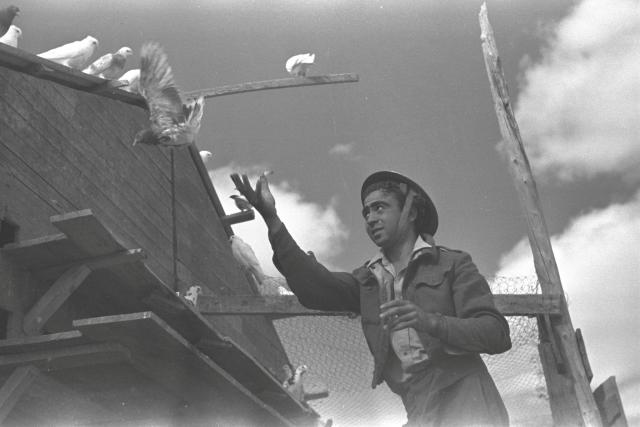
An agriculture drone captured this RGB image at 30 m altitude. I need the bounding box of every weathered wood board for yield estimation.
[0,62,289,379]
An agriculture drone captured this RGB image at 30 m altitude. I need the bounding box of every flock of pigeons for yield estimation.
[1,4,317,151]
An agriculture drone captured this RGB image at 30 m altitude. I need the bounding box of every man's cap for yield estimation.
[361,170,438,235]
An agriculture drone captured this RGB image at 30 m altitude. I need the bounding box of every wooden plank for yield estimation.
[0,365,39,423]
[1,234,73,269]
[23,265,92,336]
[0,43,146,108]
[575,328,593,383]
[185,73,359,99]
[0,331,87,355]
[73,312,305,427]
[593,376,628,427]
[51,210,125,257]
[479,4,602,426]
[221,210,256,227]
[0,342,130,372]
[198,294,562,317]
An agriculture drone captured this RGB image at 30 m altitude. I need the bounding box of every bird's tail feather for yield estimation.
[187,96,205,132]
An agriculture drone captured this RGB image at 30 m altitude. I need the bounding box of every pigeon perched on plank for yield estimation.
[199,150,212,163]
[83,46,133,79]
[282,364,308,401]
[38,36,99,69]
[230,195,252,212]
[117,69,140,93]
[133,42,205,147]
[285,53,315,77]
[0,24,20,47]
[0,5,19,37]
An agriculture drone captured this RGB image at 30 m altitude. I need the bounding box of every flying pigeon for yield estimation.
[285,53,315,77]
[199,150,212,162]
[133,42,205,147]
[230,195,252,212]
[38,36,99,69]
[283,364,308,401]
[0,5,19,37]
[83,46,133,79]
[117,69,140,93]
[0,24,20,47]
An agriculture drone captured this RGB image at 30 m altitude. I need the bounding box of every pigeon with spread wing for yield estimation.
[133,42,205,147]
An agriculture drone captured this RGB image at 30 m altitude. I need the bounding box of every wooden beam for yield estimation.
[184,73,359,99]
[0,342,130,371]
[593,376,628,427]
[198,294,561,317]
[479,4,602,426]
[221,210,256,227]
[37,248,146,278]
[0,365,40,423]
[198,295,352,316]
[187,144,234,236]
[22,265,92,336]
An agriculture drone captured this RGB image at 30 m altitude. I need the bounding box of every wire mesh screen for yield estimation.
[273,276,552,427]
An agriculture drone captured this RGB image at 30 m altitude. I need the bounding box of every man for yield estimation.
[231,170,511,426]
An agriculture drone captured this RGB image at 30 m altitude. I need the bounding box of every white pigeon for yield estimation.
[283,364,308,401]
[285,53,315,77]
[83,46,133,79]
[38,36,99,69]
[0,24,20,48]
[230,234,266,285]
[117,69,140,93]
[199,150,212,162]
[183,285,202,306]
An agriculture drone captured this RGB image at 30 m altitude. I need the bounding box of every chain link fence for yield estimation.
[274,276,552,427]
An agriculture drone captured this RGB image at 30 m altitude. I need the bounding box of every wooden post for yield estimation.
[479,4,602,426]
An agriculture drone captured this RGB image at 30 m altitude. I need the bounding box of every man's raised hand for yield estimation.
[230,172,278,221]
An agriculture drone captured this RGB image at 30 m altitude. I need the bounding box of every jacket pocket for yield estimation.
[360,284,381,324]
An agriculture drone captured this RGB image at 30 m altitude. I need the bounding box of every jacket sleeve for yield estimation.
[435,251,512,355]
[269,223,361,313]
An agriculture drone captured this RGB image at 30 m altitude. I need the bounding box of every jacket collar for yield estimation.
[365,236,434,269]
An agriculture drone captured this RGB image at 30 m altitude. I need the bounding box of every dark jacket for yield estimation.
[270,224,511,391]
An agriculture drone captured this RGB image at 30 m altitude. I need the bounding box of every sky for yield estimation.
[11,0,640,424]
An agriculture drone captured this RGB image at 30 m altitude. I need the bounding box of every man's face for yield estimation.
[362,189,403,248]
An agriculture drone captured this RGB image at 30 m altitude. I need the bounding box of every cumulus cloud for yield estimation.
[495,190,640,418]
[328,142,361,160]
[209,163,349,276]
[513,0,640,182]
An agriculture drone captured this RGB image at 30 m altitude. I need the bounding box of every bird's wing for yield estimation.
[139,42,185,131]
[38,40,83,61]
[83,52,112,75]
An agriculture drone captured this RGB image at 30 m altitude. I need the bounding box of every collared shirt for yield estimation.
[366,237,432,383]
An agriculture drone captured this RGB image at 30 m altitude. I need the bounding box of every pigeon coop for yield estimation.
[0,42,325,426]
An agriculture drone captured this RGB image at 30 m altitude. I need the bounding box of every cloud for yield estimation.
[495,189,640,419]
[328,142,362,160]
[209,163,349,277]
[512,0,640,183]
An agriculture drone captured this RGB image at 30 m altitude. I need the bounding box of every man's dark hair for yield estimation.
[362,181,429,232]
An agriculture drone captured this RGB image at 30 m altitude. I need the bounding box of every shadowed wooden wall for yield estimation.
[0,66,289,377]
